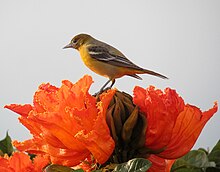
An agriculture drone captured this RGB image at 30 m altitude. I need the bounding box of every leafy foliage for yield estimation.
[171,140,220,172]
[207,140,220,171]
[0,131,13,156]
[45,164,83,172]
[112,158,152,172]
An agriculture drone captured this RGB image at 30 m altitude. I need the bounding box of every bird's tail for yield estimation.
[142,69,168,79]
[127,69,168,80]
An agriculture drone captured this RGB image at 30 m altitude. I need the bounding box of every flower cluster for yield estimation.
[3,75,218,171]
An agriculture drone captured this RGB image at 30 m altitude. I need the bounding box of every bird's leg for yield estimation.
[102,79,116,91]
[109,79,115,88]
[100,79,112,92]
[94,79,115,96]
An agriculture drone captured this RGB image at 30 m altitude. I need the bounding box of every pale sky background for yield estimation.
[0,0,219,150]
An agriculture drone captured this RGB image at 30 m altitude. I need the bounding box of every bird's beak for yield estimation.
[63,43,73,49]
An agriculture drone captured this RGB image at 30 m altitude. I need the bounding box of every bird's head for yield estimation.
[63,33,92,50]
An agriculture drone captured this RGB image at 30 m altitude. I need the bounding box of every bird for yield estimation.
[63,33,168,93]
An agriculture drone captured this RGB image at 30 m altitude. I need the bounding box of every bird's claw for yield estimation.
[94,87,111,97]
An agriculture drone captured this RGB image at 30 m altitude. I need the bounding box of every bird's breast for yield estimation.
[78,45,126,79]
[78,45,94,68]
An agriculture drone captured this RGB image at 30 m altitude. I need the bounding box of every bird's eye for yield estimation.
[72,39,77,44]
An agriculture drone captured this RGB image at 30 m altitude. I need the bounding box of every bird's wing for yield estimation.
[88,46,143,70]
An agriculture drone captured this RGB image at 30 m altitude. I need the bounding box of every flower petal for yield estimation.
[165,159,175,172]
[158,102,218,159]
[18,115,67,149]
[133,86,184,150]
[60,75,94,110]
[32,155,49,172]
[0,152,49,172]
[13,139,90,167]
[33,83,59,113]
[0,157,14,172]
[4,104,33,117]
[9,152,33,171]
[148,155,166,172]
[76,89,116,164]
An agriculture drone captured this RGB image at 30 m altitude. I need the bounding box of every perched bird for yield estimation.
[63,33,168,92]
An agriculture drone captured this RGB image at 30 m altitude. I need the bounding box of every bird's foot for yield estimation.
[93,87,112,97]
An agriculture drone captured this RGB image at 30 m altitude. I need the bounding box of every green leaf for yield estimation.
[206,140,220,172]
[45,164,84,172]
[208,140,220,167]
[0,131,13,156]
[171,150,215,172]
[113,158,152,172]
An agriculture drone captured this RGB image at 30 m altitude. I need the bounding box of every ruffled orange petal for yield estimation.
[0,157,14,172]
[0,152,49,172]
[19,115,67,149]
[32,155,50,172]
[60,75,95,110]
[33,83,59,113]
[4,104,33,117]
[133,86,184,150]
[76,89,116,164]
[27,112,85,151]
[13,139,90,167]
[158,102,218,159]
[9,152,33,171]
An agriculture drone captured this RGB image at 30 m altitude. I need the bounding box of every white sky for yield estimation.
[0,0,219,150]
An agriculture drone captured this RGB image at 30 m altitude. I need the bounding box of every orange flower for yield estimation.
[158,103,218,159]
[133,85,218,161]
[133,86,185,151]
[0,152,49,172]
[5,75,115,167]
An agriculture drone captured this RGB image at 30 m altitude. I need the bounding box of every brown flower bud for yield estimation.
[103,90,148,164]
